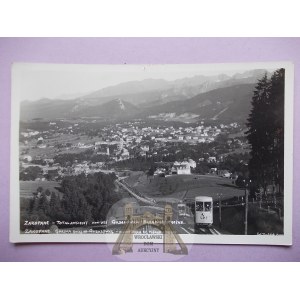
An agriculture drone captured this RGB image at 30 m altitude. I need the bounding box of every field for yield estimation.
[20,133,103,159]
[124,173,245,202]
[20,180,61,198]
[213,205,283,235]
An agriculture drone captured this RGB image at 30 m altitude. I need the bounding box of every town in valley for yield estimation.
[18,66,285,238]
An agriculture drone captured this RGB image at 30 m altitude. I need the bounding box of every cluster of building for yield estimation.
[20,157,113,181]
[20,120,242,153]
[19,119,247,181]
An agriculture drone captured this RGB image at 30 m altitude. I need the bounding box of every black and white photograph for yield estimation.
[10,62,293,245]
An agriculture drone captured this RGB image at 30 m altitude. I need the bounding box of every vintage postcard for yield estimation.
[10,62,293,248]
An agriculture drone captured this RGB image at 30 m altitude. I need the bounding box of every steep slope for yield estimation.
[20,98,140,120]
[78,98,140,118]
[83,78,171,100]
[81,69,268,107]
[140,83,256,122]
[20,69,265,121]
[20,98,79,120]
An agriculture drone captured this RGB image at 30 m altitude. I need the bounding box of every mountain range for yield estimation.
[20,69,268,122]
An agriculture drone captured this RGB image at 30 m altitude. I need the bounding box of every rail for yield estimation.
[116,180,156,205]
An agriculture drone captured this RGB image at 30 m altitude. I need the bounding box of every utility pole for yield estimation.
[245,188,248,235]
[244,179,251,235]
[257,187,263,208]
[273,182,277,208]
[218,193,222,228]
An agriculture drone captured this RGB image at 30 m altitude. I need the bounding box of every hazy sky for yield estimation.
[12,62,278,103]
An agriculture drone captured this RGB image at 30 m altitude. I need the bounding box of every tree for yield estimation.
[49,192,64,220]
[269,69,285,193]
[20,172,121,229]
[20,166,43,181]
[246,70,285,194]
[147,165,155,177]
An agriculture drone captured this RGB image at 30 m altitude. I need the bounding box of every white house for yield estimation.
[22,155,32,162]
[173,162,191,175]
[188,159,197,169]
[141,145,149,152]
[207,156,217,163]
